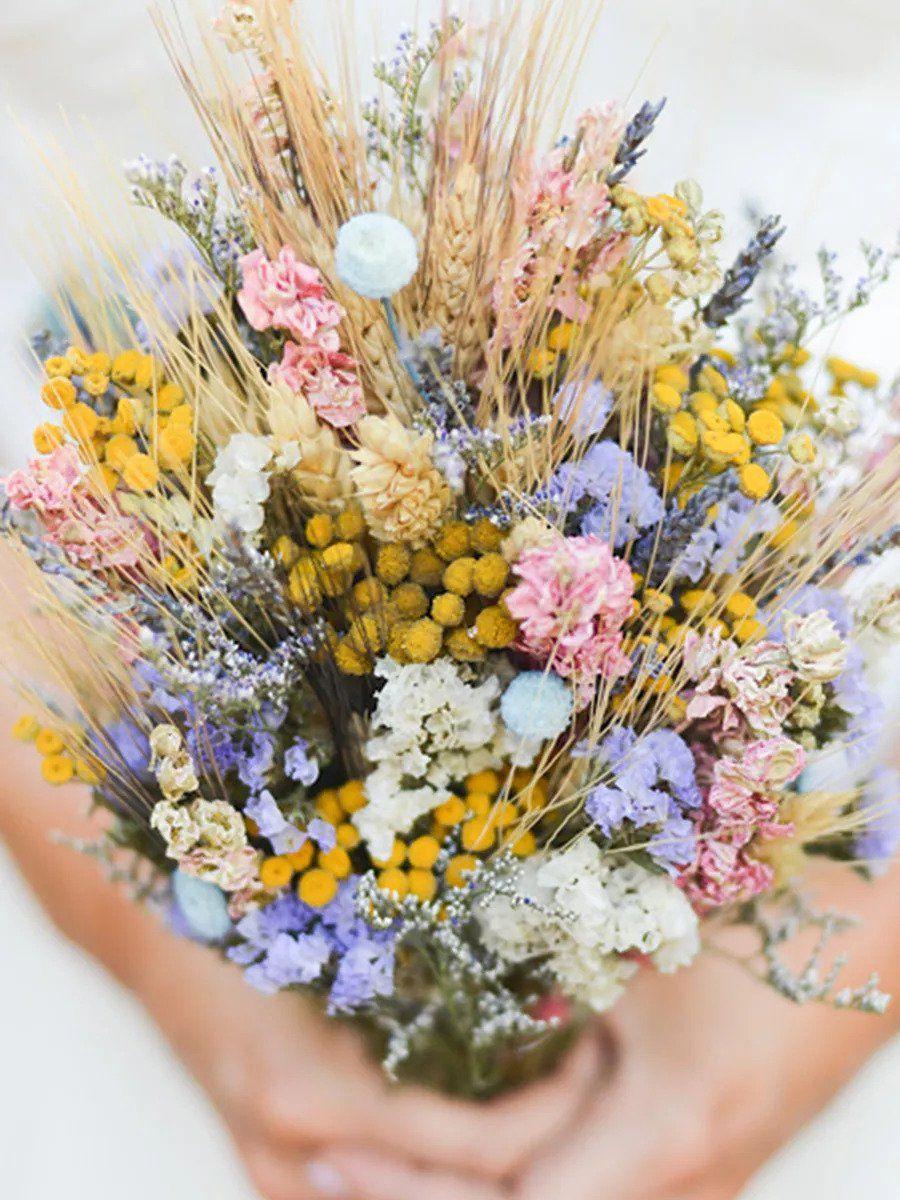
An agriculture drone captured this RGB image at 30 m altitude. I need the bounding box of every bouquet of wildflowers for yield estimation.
[3,0,899,1098]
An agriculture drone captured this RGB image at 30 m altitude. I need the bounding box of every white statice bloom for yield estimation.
[151,798,257,891]
[206,432,274,535]
[478,839,700,1012]
[784,609,848,682]
[354,658,535,858]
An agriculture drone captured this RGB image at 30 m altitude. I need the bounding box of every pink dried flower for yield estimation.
[269,339,365,428]
[684,631,794,739]
[682,838,774,910]
[238,247,344,342]
[505,534,633,703]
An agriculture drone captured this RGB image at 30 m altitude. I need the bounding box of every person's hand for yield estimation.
[509,867,900,1200]
[135,925,606,1200]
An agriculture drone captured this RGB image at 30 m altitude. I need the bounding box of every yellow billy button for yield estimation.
[336,823,361,851]
[11,715,39,741]
[122,453,160,492]
[445,854,479,889]
[338,779,367,814]
[650,382,682,414]
[318,846,352,880]
[377,868,409,899]
[286,842,315,872]
[747,409,784,446]
[315,790,344,825]
[434,795,467,826]
[260,856,294,890]
[461,815,496,853]
[41,754,75,785]
[407,869,438,902]
[408,835,441,870]
[34,728,65,756]
[371,838,407,870]
[738,463,772,500]
[298,868,339,908]
[466,769,501,795]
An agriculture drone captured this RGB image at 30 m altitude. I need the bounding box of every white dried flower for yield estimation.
[157,755,201,802]
[335,213,419,299]
[214,1,266,54]
[784,609,848,682]
[207,432,274,535]
[149,724,183,760]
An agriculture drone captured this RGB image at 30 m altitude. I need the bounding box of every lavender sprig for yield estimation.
[608,98,666,185]
[702,214,785,328]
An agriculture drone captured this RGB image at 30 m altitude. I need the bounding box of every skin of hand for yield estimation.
[0,714,605,1200]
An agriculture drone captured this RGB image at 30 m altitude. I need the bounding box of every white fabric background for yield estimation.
[0,1,898,1197]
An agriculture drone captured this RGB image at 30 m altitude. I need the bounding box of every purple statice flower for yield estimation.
[586,727,700,869]
[284,738,319,787]
[229,883,396,1009]
[244,791,335,855]
[672,525,717,583]
[711,492,780,573]
[98,718,152,779]
[553,379,613,439]
[237,732,276,791]
[551,441,663,548]
[832,647,884,763]
[856,766,900,872]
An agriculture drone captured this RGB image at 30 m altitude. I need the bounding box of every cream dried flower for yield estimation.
[784,610,848,683]
[268,385,353,513]
[349,414,450,545]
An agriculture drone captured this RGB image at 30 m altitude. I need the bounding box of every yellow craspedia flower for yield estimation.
[467,769,501,795]
[688,390,717,416]
[509,830,537,858]
[288,560,323,610]
[63,402,100,444]
[445,854,479,888]
[445,627,486,662]
[408,835,441,870]
[122,453,159,492]
[697,407,729,434]
[655,364,690,392]
[44,356,73,379]
[392,581,429,619]
[337,823,361,851]
[651,381,683,414]
[82,372,110,398]
[34,728,65,756]
[377,867,409,898]
[105,433,139,472]
[548,322,578,353]
[110,350,140,385]
[644,588,674,615]
[158,425,195,469]
[409,547,444,587]
[272,536,302,568]
[739,462,772,500]
[346,614,385,656]
[33,424,65,454]
[470,518,504,555]
[338,779,367,814]
[285,842,314,872]
[698,364,729,397]
[306,513,334,548]
[769,519,799,549]
[334,505,366,541]
[407,868,438,902]
[403,618,443,663]
[260,856,294,889]
[433,520,472,562]
[375,542,411,585]
[431,591,465,627]
[156,382,185,412]
[442,556,476,596]
[472,553,509,598]
[527,346,558,380]
[298,868,339,908]
[315,789,343,824]
[319,846,352,880]
[351,577,384,611]
[334,638,372,675]
[667,410,698,455]
[701,429,745,466]
[732,616,764,644]
[321,541,354,572]
[466,791,492,816]
[41,754,74,785]
[474,605,517,649]
[132,354,157,391]
[724,592,757,619]
[721,399,746,433]
[12,715,39,741]
[680,589,716,614]
[41,377,77,410]
[747,409,784,446]
[788,434,816,465]
[434,795,467,826]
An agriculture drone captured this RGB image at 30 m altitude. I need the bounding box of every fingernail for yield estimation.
[307,1160,348,1197]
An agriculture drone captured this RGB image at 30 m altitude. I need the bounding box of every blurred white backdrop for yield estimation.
[1,1,899,1197]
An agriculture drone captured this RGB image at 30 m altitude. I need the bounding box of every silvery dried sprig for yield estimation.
[702,213,785,328]
[608,97,666,185]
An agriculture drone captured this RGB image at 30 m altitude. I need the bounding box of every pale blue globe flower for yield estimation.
[501,671,573,742]
[335,212,419,298]
[172,870,233,942]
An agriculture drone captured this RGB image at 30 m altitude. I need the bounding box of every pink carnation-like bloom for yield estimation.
[3,444,143,573]
[684,630,795,739]
[505,534,633,703]
[269,338,366,428]
[682,838,774,911]
[707,736,804,845]
[238,246,344,342]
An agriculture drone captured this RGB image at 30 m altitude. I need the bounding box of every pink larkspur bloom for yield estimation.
[237,246,344,342]
[505,534,633,703]
[269,338,366,428]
